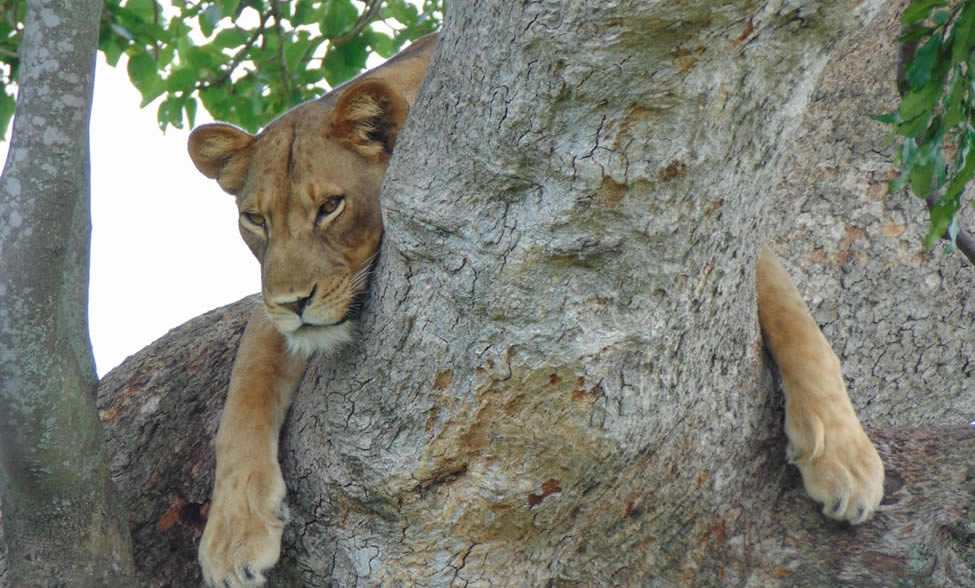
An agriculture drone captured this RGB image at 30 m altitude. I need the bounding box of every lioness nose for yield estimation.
[279,286,316,317]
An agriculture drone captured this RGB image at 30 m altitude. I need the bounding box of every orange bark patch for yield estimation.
[735,19,754,43]
[695,469,710,488]
[662,160,688,179]
[434,369,453,390]
[157,498,184,532]
[570,377,587,401]
[699,519,727,546]
[674,55,697,73]
[810,247,828,264]
[882,218,906,238]
[867,180,888,201]
[597,177,627,207]
[528,478,562,507]
[840,224,866,249]
[703,199,723,216]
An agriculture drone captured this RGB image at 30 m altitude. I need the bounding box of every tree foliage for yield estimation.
[876,0,975,252]
[0,0,443,137]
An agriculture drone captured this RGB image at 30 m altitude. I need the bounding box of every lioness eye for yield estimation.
[242,212,265,227]
[317,196,344,222]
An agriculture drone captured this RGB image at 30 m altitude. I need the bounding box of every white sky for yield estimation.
[86,54,259,375]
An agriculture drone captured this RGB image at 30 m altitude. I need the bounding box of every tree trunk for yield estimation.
[0,0,134,585]
[3,0,972,586]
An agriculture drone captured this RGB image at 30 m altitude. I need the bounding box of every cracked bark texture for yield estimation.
[3,0,974,586]
[0,0,133,584]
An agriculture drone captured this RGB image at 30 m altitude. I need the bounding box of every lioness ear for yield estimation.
[187,123,256,194]
[330,79,409,160]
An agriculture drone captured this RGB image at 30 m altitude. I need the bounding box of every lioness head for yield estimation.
[187,79,410,355]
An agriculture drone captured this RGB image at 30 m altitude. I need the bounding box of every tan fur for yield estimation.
[756,247,884,524]
[188,34,438,588]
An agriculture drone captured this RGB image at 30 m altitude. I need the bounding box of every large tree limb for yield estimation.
[0,296,953,586]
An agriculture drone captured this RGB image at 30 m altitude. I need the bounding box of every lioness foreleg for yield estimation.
[199,306,308,587]
[756,247,884,524]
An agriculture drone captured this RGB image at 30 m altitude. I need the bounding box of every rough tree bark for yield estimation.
[2,0,972,586]
[0,0,134,585]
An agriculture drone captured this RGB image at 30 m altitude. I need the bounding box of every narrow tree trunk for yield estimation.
[0,0,134,584]
[4,0,970,586]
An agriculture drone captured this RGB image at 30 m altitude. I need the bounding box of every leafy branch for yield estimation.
[875,0,975,264]
[0,0,444,137]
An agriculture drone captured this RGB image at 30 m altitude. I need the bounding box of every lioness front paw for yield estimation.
[786,405,884,525]
[199,461,289,587]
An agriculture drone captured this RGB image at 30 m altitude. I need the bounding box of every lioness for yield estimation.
[188,33,882,587]
[188,34,438,587]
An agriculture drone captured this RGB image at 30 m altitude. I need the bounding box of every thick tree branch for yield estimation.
[15,296,956,586]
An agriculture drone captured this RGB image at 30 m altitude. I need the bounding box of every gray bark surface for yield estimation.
[0,0,134,584]
[3,0,973,586]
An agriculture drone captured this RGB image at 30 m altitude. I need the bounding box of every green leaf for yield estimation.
[200,86,231,120]
[384,0,419,27]
[213,27,247,49]
[157,97,183,130]
[924,201,953,249]
[157,45,176,69]
[897,80,942,136]
[138,83,166,108]
[933,144,947,189]
[285,36,321,73]
[184,97,197,128]
[166,67,197,91]
[901,0,946,27]
[322,37,369,86]
[127,51,157,86]
[292,0,320,25]
[0,92,15,140]
[944,132,975,203]
[199,4,222,38]
[906,34,940,88]
[899,25,935,43]
[233,96,260,133]
[890,138,918,193]
[951,3,975,67]
[99,34,124,67]
[324,0,359,36]
[942,68,965,129]
[186,46,217,70]
[367,31,395,58]
[910,160,936,196]
[219,0,241,18]
[871,111,900,124]
[125,0,156,22]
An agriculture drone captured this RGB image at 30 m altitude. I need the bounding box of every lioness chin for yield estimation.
[187,33,882,588]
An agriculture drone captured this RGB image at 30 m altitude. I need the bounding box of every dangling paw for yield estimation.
[786,400,884,524]
[199,459,289,587]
